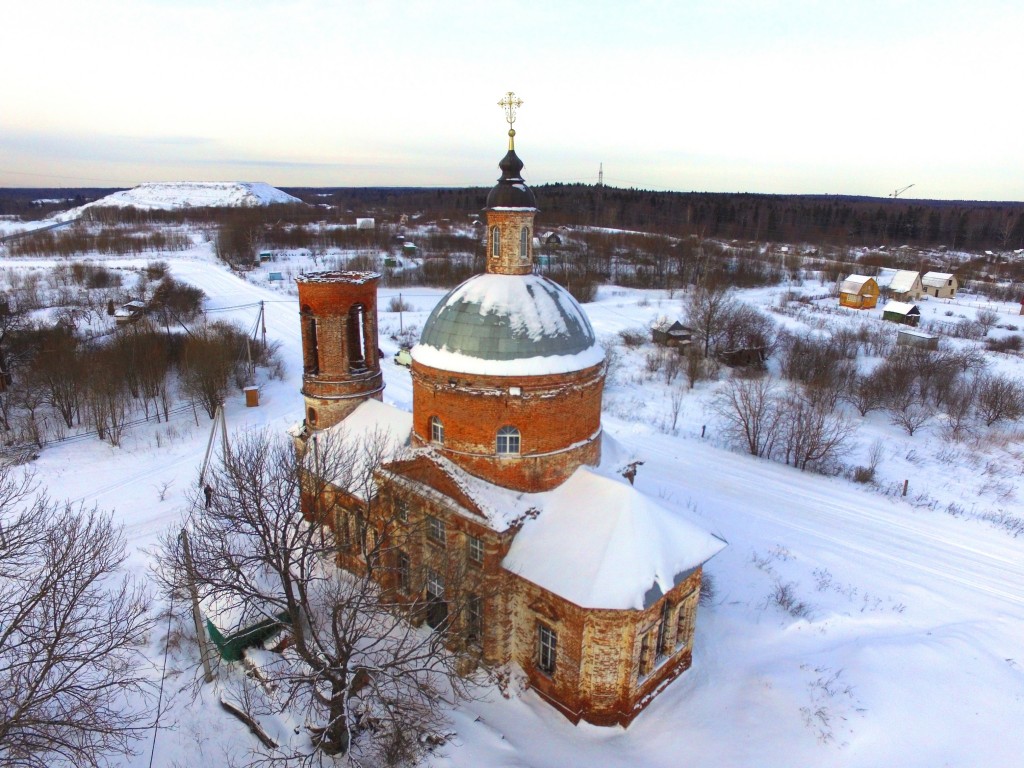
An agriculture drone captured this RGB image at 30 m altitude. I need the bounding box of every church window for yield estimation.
[491,226,500,258]
[656,601,671,659]
[638,631,652,678]
[496,426,520,455]
[301,305,319,374]
[426,515,446,546]
[347,304,368,372]
[466,593,483,644]
[430,416,444,444]
[395,497,409,523]
[537,623,557,676]
[307,407,318,426]
[467,535,484,565]
[519,226,528,258]
[676,596,695,648]
[426,568,447,629]
[396,550,410,592]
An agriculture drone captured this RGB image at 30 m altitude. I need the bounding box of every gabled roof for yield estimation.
[922,271,955,287]
[876,268,921,293]
[503,467,726,610]
[839,274,876,294]
[882,300,920,315]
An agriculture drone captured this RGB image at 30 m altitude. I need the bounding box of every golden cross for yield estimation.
[498,91,523,150]
[498,91,523,128]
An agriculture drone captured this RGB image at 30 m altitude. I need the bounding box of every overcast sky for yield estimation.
[1,1,1020,200]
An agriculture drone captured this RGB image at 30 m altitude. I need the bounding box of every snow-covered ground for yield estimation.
[4,242,1024,767]
[69,181,302,215]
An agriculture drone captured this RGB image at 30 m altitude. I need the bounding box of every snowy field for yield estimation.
[3,241,1024,768]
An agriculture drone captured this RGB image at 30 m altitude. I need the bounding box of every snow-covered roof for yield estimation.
[883,300,919,315]
[922,271,955,287]
[413,273,604,377]
[897,328,938,340]
[877,268,920,293]
[839,274,875,294]
[310,400,413,500]
[503,467,726,610]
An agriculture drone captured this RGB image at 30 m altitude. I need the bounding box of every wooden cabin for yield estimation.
[882,300,921,327]
[839,275,879,309]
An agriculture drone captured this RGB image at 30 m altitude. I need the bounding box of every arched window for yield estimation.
[519,226,529,259]
[301,305,318,374]
[491,226,500,258]
[496,425,520,455]
[430,416,444,445]
[347,303,367,372]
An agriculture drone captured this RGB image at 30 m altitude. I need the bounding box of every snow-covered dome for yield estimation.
[412,273,604,376]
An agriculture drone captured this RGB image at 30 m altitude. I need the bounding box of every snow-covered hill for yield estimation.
[63,181,302,218]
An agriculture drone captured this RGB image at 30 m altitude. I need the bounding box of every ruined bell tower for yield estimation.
[295,271,384,431]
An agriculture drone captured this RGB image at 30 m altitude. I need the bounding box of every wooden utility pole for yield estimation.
[180,527,215,683]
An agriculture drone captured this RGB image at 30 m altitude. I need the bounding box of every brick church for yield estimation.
[293,103,724,726]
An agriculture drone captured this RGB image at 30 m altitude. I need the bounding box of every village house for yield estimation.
[921,271,958,298]
[876,268,923,302]
[881,300,921,327]
[839,275,880,309]
[292,117,725,727]
[651,319,694,348]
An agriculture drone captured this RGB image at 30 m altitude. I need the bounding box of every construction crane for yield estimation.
[890,183,915,199]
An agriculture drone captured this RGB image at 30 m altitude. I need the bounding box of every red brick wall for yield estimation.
[297,273,383,430]
[486,209,534,276]
[410,361,605,492]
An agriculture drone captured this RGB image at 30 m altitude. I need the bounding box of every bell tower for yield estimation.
[485,92,537,276]
[296,271,384,431]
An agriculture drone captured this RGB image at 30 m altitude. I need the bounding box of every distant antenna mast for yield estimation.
[598,162,604,187]
[890,183,915,198]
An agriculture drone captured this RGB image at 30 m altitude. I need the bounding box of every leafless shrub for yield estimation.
[618,327,647,348]
[698,570,716,606]
[975,308,1000,335]
[768,581,813,619]
[975,372,1024,427]
[387,295,412,312]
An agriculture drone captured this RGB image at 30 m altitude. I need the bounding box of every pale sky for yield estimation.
[2,1,1021,200]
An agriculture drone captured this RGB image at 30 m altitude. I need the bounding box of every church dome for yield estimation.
[485,148,537,209]
[412,273,604,376]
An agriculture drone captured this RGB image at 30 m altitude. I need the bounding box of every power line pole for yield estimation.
[179,527,214,683]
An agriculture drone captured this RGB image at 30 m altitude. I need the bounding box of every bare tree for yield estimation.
[160,429,477,765]
[974,372,1024,427]
[940,381,976,441]
[888,395,932,436]
[683,280,737,359]
[181,322,243,418]
[843,371,885,417]
[975,308,1000,336]
[777,392,853,472]
[713,376,781,457]
[0,466,153,768]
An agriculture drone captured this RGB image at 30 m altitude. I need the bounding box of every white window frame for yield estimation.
[430,416,444,445]
[426,515,446,546]
[496,425,520,455]
[537,623,557,676]
[467,535,484,565]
